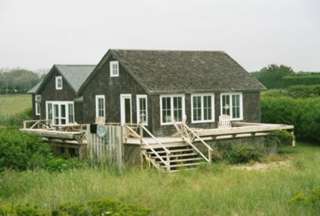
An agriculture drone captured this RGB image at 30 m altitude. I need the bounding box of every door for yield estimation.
[47,101,74,126]
[120,94,132,125]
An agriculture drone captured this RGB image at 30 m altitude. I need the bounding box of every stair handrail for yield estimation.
[125,125,171,171]
[174,122,213,163]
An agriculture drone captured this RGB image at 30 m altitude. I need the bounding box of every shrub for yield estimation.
[0,199,150,216]
[269,131,293,146]
[261,96,320,142]
[225,144,263,164]
[45,158,87,172]
[287,85,320,98]
[282,74,320,88]
[0,128,51,171]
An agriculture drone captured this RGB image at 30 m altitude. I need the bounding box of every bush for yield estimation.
[290,188,320,210]
[0,129,85,172]
[283,74,320,88]
[287,85,320,98]
[261,96,320,142]
[0,199,150,216]
[0,128,51,171]
[225,144,263,164]
[269,131,293,146]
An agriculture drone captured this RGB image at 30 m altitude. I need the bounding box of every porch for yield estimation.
[20,120,294,172]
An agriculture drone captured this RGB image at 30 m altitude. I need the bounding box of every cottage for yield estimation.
[30,49,265,136]
[25,49,294,171]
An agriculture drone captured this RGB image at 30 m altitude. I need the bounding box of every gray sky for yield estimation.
[0,0,319,72]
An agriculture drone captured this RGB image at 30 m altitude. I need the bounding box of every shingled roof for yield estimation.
[110,49,265,94]
[28,65,95,94]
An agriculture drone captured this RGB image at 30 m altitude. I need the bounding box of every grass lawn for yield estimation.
[0,143,319,215]
[0,94,31,116]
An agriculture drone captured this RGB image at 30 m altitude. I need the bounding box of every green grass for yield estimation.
[0,94,31,116]
[0,143,319,215]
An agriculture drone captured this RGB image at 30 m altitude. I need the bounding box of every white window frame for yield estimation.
[110,61,119,77]
[191,93,215,123]
[55,76,63,90]
[35,94,41,116]
[160,94,185,125]
[136,95,148,126]
[95,95,106,118]
[220,92,243,121]
[45,101,75,125]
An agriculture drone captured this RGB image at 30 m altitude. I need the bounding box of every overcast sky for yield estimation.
[0,0,319,72]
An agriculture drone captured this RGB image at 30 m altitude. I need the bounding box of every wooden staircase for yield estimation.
[141,142,205,172]
[126,123,214,172]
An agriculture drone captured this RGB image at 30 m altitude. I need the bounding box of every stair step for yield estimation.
[156,157,203,164]
[142,142,187,149]
[167,162,204,168]
[147,148,193,154]
[151,152,199,158]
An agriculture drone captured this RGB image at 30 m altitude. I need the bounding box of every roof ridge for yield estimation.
[54,64,96,66]
[111,49,226,53]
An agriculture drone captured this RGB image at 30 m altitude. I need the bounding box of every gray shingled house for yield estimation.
[29,49,265,136]
[29,65,95,125]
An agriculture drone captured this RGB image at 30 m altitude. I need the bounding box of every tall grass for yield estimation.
[0,144,319,215]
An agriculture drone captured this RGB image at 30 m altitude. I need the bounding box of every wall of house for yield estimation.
[150,91,261,136]
[35,67,76,120]
[81,55,149,126]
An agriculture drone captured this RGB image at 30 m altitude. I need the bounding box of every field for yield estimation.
[0,143,319,215]
[0,94,31,115]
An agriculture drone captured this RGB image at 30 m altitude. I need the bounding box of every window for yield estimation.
[35,95,41,116]
[110,61,119,77]
[220,93,243,120]
[55,76,63,90]
[160,95,185,125]
[46,101,74,125]
[95,95,106,118]
[191,94,214,123]
[136,95,148,125]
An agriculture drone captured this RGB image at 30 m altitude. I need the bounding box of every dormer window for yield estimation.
[110,61,119,77]
[55,76,63,90]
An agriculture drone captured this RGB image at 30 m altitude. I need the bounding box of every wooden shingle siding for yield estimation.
[80,55,149,126]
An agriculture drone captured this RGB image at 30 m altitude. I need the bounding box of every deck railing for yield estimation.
[125,124,171,171]
[174,122,213,163]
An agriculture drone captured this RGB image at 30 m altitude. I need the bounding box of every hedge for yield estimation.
[261,96,320,142]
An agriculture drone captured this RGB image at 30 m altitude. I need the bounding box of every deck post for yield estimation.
[291,131,296,147]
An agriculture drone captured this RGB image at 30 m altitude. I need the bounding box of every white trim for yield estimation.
[120,94,132,125]
[35,94,41,116]
[160,94,185,125]
[45,101,75,125]
[95,95,106,118]
[110,61,119,77]
[220,92,243,121]
[191,93,215,123]
[136,95,148,126]
[55,76,63,90]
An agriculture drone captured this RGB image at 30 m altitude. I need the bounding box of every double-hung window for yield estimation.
[95,95,106,118]
[110,61,119,77]
[160,95,185,125]
[55,76,63,90]
[136,95,148,125]
[220,93,243,120]
[191,94,214,123]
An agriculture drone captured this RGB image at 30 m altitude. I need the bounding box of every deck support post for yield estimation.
[291,131,296,147]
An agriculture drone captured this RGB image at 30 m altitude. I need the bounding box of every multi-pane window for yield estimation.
[191,94,214,123]
[220,93,243,120]
[95,95,106,118]
[110,61,119,77]
[160,95,185,125]
[136,95,148,125]
[46,101,74,125]
[55,76,63,90]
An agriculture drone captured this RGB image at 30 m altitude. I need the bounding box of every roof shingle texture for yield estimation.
[111,49,264,93]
